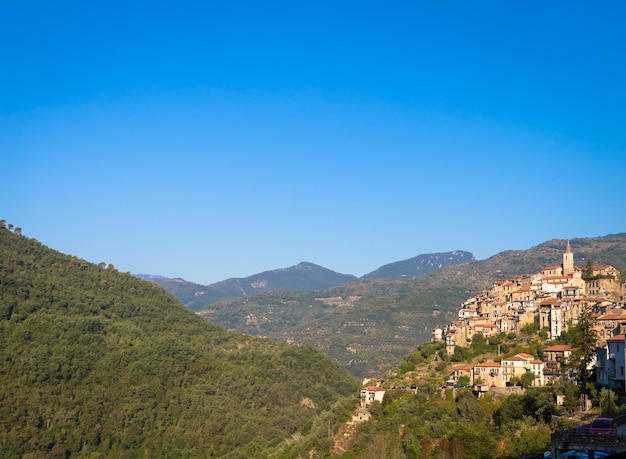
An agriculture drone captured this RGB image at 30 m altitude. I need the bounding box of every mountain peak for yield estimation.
[209,262,357,296]
[362,250,475,280]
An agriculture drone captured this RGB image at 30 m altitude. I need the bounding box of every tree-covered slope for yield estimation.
[199,283,469,377]
[0,228,358,458]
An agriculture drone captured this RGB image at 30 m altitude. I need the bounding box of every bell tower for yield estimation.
[563,240,574,276]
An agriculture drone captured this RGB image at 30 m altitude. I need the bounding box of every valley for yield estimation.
[2,223,625,458]
[151,234,626,377]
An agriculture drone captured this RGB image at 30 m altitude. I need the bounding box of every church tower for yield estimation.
[563,240,574,276]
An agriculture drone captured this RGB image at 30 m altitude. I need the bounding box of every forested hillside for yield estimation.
[0,228,359,458]
[336,319,625,458]
[342,340,558,458]
[200,284,468,377]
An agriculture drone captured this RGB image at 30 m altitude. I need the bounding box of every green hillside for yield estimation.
[341,339,558,459]
[0,228,359,458]
[199,234,626,377]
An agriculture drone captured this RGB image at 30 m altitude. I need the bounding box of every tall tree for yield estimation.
[583,258,594,280]
[567,305,599,395]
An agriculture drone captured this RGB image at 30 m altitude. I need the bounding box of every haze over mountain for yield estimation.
[134,274,229,310]
[137,252,474,311]
[210,261,357,296]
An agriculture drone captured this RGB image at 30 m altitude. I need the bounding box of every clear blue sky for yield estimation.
[2,1,625,284]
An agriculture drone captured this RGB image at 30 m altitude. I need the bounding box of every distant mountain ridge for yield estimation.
[210,261,357,296]
[134,275,228,310]
[136,253,475,311]
[137,262,358,311]
[361,250,475,280]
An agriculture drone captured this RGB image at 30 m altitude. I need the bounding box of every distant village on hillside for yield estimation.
[424,242,626,395]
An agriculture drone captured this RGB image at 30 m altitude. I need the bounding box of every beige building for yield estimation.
[449,364,474,386]
[530,359,545,387]
[473,361,504,388]
[501,353,535,384]
[586,265,621,300]
[594,313,626,341]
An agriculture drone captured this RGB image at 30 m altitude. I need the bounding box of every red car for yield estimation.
[589,417,616,434]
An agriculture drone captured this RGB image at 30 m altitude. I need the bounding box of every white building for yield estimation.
[360,386,386,407]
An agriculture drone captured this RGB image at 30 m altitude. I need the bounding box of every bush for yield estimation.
[451,346,472,362]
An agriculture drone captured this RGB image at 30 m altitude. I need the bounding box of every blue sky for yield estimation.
[2,1,625,284]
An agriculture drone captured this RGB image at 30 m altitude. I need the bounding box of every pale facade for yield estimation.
[501,353,535,385]
[595,334,625,393]
[530,360,545,386]
[473,361,504,387]
[360,386,386,407]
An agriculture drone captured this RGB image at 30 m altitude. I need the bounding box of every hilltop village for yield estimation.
[428,242,626,391]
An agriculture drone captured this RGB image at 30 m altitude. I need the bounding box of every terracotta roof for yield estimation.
[540,298,560,305]
[544,345,572,352]
[474,361,501,368]
[362,386,386,391]
[607,334,625,341]
[452,365,473,371]
[598,314,626,321]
